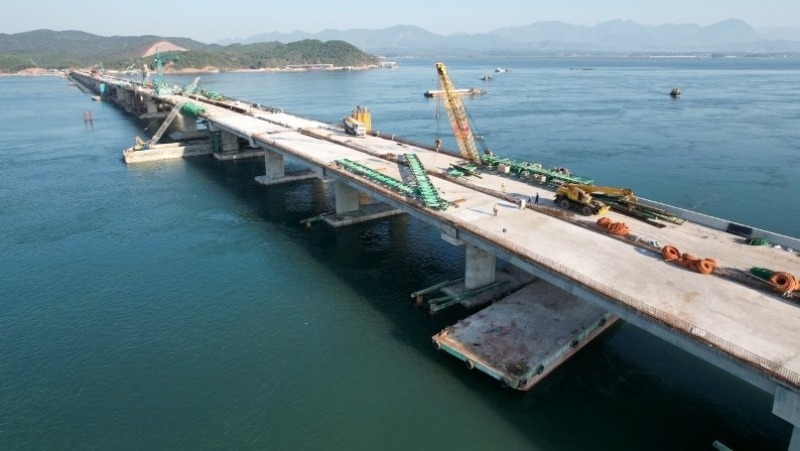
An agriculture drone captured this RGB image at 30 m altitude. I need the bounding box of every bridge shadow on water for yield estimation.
[182,155,790,451]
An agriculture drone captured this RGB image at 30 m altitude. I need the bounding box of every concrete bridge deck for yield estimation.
[70,70,800,448]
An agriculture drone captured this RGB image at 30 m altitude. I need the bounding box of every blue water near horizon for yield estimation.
[1,57,798,450]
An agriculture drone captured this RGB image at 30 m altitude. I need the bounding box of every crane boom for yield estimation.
[146,77,201,148]
[435,62,481,163]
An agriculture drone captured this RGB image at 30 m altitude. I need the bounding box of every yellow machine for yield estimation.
[351,106,371,133]
[564,184,635,201]
[553,183,635,216]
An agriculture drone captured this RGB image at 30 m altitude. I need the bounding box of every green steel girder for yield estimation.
[404,153,449,210]
[335,157,450,211]
[335,159,416,197]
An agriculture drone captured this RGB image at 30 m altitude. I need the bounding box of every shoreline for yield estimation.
[1,63,393,77]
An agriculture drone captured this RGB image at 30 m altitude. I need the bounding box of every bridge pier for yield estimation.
[114,87,128,110]
[173,113,198,135]
[220,131,239,152]
[145,97,159,115]
[774,385,800,450]
[465,244,496,289]
[335,182,360,214]
[440,228,497,290]
[254,147,316,185]
[264,149,285,179]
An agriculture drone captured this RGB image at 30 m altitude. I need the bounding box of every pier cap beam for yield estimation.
[441,225,463,246]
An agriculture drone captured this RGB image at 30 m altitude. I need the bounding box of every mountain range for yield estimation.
[220,19,800,55]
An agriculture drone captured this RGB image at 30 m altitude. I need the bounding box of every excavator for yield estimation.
[553,183,631,216]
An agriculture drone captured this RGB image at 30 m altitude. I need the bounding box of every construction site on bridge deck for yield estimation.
[68,61,800,447]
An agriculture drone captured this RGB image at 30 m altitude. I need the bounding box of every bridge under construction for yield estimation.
[69,68,800,450]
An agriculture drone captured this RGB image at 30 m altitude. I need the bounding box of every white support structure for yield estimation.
[264,149,285,180]
[335,181,360,214]
[465,243,496,289]
[220,131,239,152]
[774,385,800,450]
[145,98,158,114]
[174,114,198,134]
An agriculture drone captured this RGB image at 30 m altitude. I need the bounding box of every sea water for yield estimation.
[1,57,798,450]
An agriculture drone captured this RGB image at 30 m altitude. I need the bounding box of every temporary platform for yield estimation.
[122,141,212,164]
[433,280,617,390]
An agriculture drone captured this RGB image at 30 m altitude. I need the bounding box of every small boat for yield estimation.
[495,67,508,73]
[669,87,681,98]
[481,75,493,81]
[424,87,487,98]
[91,95,102,101]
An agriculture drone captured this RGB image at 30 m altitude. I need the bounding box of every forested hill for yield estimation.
[0,29,379,73]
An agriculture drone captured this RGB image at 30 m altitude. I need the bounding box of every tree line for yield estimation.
[0,30,378,72]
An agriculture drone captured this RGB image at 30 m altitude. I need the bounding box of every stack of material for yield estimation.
[661,245,717,275]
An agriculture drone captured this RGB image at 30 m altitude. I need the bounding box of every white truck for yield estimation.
[342,116,366,137]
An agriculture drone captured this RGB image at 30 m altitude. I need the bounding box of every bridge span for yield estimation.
[70,69,800,448]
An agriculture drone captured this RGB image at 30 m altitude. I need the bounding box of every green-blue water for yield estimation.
[2,57,799,450]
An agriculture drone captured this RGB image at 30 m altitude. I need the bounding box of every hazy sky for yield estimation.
[2,0,798,43]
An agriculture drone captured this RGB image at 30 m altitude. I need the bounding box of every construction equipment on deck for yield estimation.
[556,183,686,225]
[343,116,366,137]
[342,106,371,137]
[434,62,482,163]
[554,183,613,216]
[134,77,201,150]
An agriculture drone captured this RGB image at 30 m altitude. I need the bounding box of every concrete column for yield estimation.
[122,90,133,112]
[465,244,496,289]
[221,131,239,152]
[264,149,285,180]
[773,385,800,450]
[146,99,158,114]
[174,114,198,134]
[335,182,360,214]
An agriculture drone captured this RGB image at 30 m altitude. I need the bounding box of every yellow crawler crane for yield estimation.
[434,62,481,163]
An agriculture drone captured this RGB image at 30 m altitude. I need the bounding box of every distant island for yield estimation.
[0,30,380,74]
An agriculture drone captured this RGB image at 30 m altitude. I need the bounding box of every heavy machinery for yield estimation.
[434,62,482,163]
[343,117,366,136]
[554,183,686,225]
[342,106,371,137]
[560,184,636,202]
[134,77,201,150]
[554,183,616,216]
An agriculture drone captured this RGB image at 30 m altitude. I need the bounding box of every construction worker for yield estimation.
[493,204,498,216]
[501,182,506,193]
